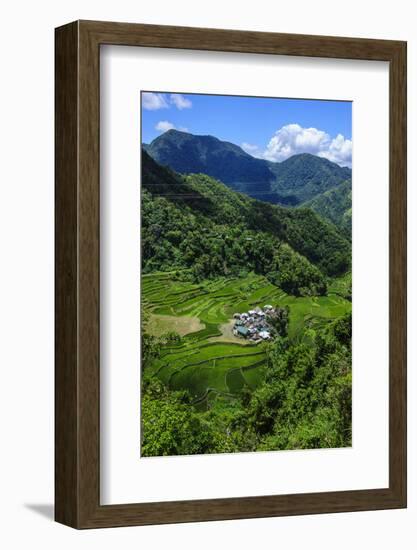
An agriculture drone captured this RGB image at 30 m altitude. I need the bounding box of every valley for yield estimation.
[140,124,352,457]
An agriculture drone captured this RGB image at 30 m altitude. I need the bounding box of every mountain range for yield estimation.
[144,129,352,228]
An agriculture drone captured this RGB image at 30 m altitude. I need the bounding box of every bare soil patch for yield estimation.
[147,314,204,337]
[211,319,252,345]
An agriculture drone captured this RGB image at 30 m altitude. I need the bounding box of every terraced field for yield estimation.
[142,271,351,409]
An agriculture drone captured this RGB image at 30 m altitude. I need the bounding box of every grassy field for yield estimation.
[142,271,351,409]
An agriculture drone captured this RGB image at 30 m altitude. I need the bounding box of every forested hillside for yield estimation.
[142,150,350,286]
[303,179,352,237]
[269,152,351,203]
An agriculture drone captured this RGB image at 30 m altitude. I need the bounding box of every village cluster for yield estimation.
[233,305,276,342]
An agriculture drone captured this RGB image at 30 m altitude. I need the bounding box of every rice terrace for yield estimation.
[142,270,351,409]
[140,92,353,457]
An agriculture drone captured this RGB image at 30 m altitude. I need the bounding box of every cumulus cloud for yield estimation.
[142,92,193,112]
[170,94,192,110]
[317,133,352,167]
[260,123,352,167]
[142,92,169,110]
[155,121,189,133]
[241,142,264,158]
[155,120,176,132]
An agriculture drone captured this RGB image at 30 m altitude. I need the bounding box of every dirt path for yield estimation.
[210,319,252,345]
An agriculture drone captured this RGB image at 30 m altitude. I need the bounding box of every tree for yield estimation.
[267,306,290,337]
[141,333,160,372]
[141,380,213,456]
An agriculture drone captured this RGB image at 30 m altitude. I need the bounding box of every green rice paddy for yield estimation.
[143,271,351,408]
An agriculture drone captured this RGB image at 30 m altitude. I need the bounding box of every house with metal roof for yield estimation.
[236,326,249,337]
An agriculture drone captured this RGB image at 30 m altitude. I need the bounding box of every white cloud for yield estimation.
[142,92,169,110]
[155,121,189,133]
[317,133,352,167]
[170,94,192,110]
[246,124,352,168]
[142,92,192,114]
[241,142,264,158]
[155,120,175,132]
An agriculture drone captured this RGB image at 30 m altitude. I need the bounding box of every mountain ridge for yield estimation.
[145,129,351,207]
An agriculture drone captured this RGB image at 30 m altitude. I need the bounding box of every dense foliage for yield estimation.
[303,179,352,237]
[142,151,350,289]
[141,312,352,455]
[270,152,351,203]
[141,381,213,456]
[266,244,327,296]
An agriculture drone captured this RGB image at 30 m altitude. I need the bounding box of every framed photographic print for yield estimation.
[55,20,407,528]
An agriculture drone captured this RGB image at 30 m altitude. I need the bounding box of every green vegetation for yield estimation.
[140,147,352,457]
[269,152,351,203]
[142,304,352,455]
[142,151,350,288]
[328,272,352,302]
[142,269,351,454]
[303,179,352,236]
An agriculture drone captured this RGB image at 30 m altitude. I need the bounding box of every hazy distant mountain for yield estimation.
[144,129,351,207]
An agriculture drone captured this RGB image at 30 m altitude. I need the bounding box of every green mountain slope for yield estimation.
[145,130,351,207]
[141,150,351,290]
[146,129,277,200]
[303,179,352,236]
[269,153,351,203]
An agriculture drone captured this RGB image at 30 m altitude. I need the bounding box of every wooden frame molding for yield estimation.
[55,20,407,529]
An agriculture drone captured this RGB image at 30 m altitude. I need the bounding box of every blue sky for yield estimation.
[141,92,352,167]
